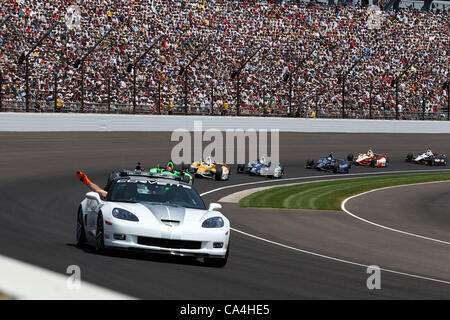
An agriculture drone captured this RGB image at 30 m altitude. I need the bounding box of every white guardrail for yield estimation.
[0,112,449,133]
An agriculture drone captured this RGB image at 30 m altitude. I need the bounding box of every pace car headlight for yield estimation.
[202,217,224,228]
[112,208,139,222]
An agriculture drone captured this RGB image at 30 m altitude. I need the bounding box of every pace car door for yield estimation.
[85,197,101,241]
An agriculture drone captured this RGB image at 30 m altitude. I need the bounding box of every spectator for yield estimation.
[221,100,229,116]
[55,97,63,112]
[0,1,447,118]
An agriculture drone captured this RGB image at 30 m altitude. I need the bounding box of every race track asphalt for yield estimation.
[344,182,450,243]
[0,132,449,299]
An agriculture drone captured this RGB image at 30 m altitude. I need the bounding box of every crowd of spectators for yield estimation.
[0,0,448,119]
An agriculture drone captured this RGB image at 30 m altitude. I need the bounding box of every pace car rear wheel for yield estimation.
[76,207,86,247]
[95,213,105,253]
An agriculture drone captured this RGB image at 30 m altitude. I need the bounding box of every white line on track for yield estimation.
[341,181,450,245]
[231,228,450,285]
[200,168,450,286]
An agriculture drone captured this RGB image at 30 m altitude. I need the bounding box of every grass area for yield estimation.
[238,173,450,211]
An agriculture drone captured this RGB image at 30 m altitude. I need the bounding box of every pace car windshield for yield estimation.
[107,178,206,210]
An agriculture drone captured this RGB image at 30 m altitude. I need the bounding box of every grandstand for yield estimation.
[0,0,448,120]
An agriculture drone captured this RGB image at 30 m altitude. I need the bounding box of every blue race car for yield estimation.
[237,156,284,178]
[305,153,351,174]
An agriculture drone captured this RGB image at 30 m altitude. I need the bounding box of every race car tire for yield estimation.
[95,213,105,253]
[188,166,197,174]
[76,207,86,247]
[306,159,314,168]
[428,158,434,166]
[274,167,284,178]
[237,164,245,174]
[179,163,189,172]
[347,154,354,162]
[204,246,229,268]
[370,158,377,167]
[214,165,223,180]
[406,153,413,161]
[332,162,339,173]
[182,173,192,184]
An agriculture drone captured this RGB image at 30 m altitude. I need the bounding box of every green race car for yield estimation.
[146,161,194,185]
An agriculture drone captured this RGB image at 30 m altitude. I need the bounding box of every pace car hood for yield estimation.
[141,203,186,222]
[104,202,227,240]
[111,202,210,225]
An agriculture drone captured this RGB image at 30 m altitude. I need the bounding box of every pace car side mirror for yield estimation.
[86,192,102,203]
[208,203,222,211]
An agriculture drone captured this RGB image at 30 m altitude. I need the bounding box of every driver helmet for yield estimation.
[367,149,374,157]
[166,161,174,171]
[205,156,212,166]
[426,149,433,156]
[135,162,144,171]
[259,156,266,164]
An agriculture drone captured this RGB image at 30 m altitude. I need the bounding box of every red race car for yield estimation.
[347,149,388,167]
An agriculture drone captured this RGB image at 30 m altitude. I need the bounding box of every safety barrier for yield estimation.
[0,112,449,133]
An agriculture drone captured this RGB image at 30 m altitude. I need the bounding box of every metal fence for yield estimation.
[1,98,447,121]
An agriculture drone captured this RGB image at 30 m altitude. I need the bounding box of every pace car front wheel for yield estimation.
[204,242,229,268]
[76,207,86,247]
[204,251,228,268]
[95,213,105,253]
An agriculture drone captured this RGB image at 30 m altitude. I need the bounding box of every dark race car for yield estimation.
[406,149,447,166]
[305,153,351,174]
[105,162,193,190]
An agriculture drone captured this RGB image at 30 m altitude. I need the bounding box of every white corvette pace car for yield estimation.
[76,170,230,267]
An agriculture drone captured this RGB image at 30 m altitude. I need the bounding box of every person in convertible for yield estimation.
[76,171,108,198]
